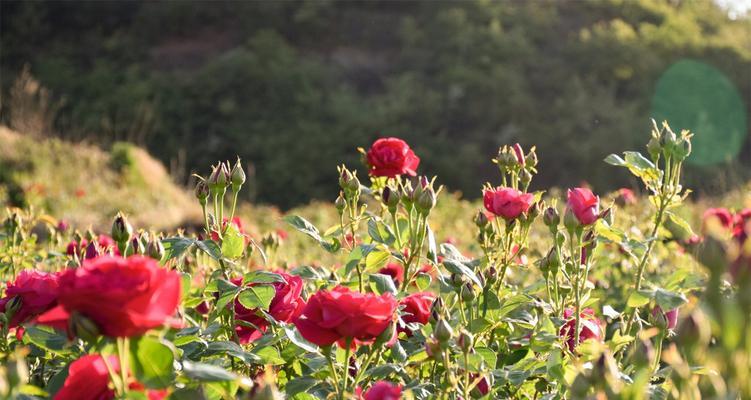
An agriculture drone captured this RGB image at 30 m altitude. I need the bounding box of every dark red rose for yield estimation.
[379,263,405,286]
[559,308,603,352]
[362,381,402,400]
[470,374,490,396]
[54,354,167,400]
[294,286,397,347]
[733,208,751,243]
[703,208,734,230]
[366,138,420,177]
[567,188,600,225]
[232,272,305,343]
[37,255,181,338]
[0,270,60,328]
[398,292,435,335]
[483,187,534,220]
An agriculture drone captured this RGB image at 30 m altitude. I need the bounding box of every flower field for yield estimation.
[1,121,750,400]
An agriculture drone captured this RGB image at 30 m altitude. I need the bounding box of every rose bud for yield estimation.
[519,169,532,187]
[416,187,436,215]
[567,188,600,226]
[84,241,100,260]
[430,297,445,324]
[647,135,661,161]
[484,266,498,285]
[434,319,454,342]
[230,157,246,191]
[147,238,165,261]
[652,306,679,330]
[494,147,517,169]
[382,187,400,209]
[208,162,230,192]
[111,213,133,244]
[194,180,210,205]
[458,330,474,352]
[512,143,525,166]
[460,283,475,302]
[425,337,442,359]
[335,192,347,214]
[474,210,489,229]
[543,207,560,228]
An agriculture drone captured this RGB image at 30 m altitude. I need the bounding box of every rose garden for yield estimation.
[0,119,749,399]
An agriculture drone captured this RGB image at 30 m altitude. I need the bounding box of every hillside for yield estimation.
[0,126,201,230]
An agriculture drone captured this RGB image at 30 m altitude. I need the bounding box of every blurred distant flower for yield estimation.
[559,308,603,352]
[379,263,404,286]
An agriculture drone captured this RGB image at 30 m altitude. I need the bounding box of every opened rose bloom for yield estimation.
[294,286,397,347]
[566,188,600,225]
[0,270,59,328]
[232,271,305,343]
[398,292,435,335]
[37,255,181,337]
[54,354,167,400]
[362,381,402,400]
[366,137,420,177]
[559,308,603,351]
[483,187,534,220]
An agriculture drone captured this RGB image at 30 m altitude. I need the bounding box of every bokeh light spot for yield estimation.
[651,59,747,166]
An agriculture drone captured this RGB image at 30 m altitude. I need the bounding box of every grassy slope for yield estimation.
[0,126,201,230]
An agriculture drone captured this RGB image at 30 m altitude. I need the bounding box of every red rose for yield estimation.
[232,272,305,343]
[559,308,603,352]
[379,263,405,286]
[0,270,59,328]
[37,255,181,337]
[483,187,534,220]
[366,138,420,178]
[54,354,167,400]
[566,188,600,225]
[616,188,637,205]
[398,292,435,335]
[294,286,397,347]
[702,208,734,230]
[362,381,402,400]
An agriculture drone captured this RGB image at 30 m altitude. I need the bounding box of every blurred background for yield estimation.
[1,0,749,211]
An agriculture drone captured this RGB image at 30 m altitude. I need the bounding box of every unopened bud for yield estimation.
[451,272,466,288]
[5,296,22,317]
[338,168,360,193]
[461,283,475,302]
[543,207,560,228]
[195,180,210,205]
[647,136,661,161]
[430,298,445,323]
[147,239,165,261]
[527,150,538,168]
[484,266,498,285]
[84,241,99,260]
[111,213,133,243]
[335,192,346,213]
[230,158,246,190]
[130,234,146,255]
[425,337,442,359]
[512,143,525,166]
[435,319,454,342]
[416,187,436,215]
[520,169,532,187]
[563,207,580,232]
[474,210,489,228]
[458,330,474,352]
[208,162,230,192]
[382,187,400,209]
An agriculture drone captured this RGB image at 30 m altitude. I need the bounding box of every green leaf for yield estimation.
[475,347,497,369]
[220,224,244,259]
[415,273,431,291]
[161,237,195,260]
[23,326,70,354]
[203,381,239,400]
[283,325,319,353]
[250,346,285,365]
[654,288,688,311]
[603,154,626,166]
[129,336,175,389]
[284,215,340,253]
[664,212,695,241]
[286,377,318,396]
[243,271,286,285]
[426,223,438,265]
[626,290,652,307]
[182,361,238,381]
[365,248,390,271]
[370,273,398,295]
[442,259,482,286]
[237,285,276,311]
[367,219,395,246]
[196,240,222,260]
